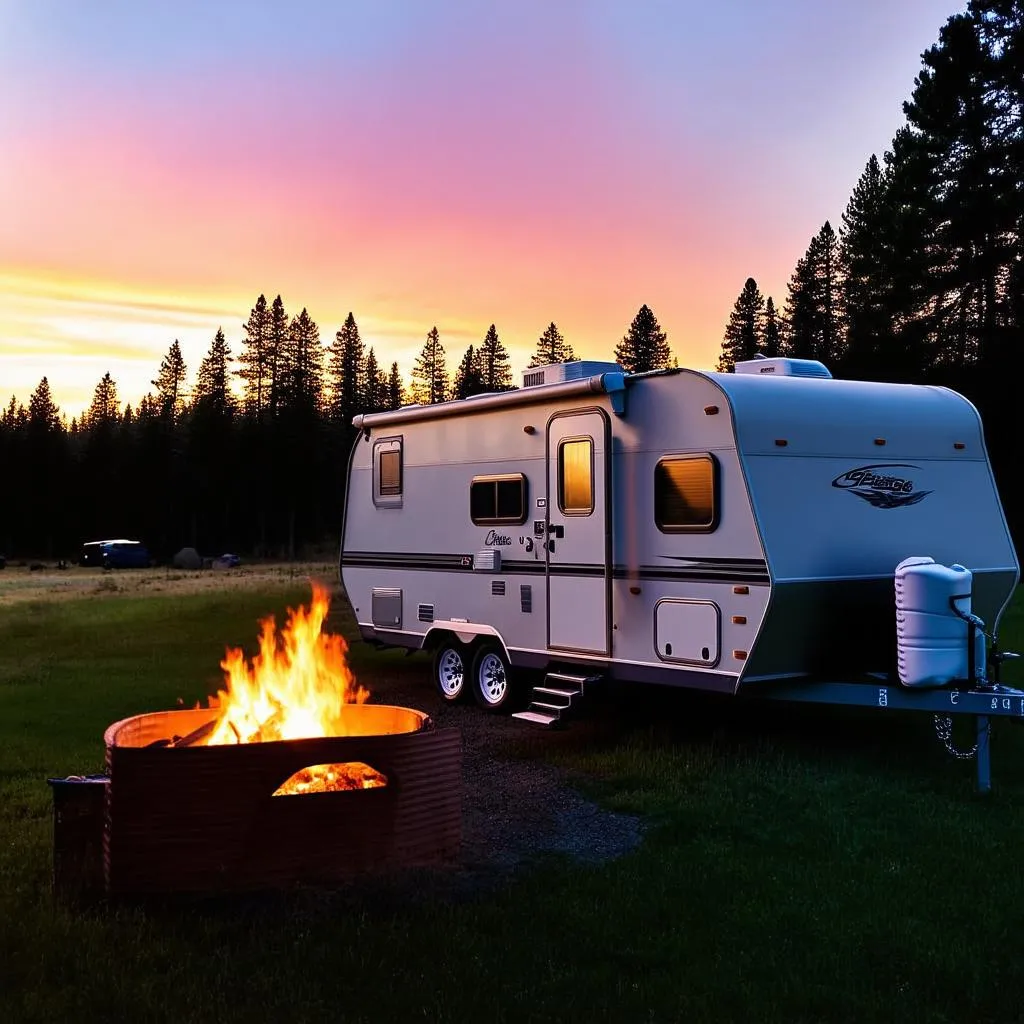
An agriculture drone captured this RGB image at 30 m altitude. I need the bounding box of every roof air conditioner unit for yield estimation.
[521,360,624,389]
[734,354,832,378]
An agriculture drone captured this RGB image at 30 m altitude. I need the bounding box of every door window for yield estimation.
[558,438,593,515]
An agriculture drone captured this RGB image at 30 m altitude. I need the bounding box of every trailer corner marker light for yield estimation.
[733,650,748,661]
[874,437,886,446]
[733,586,749,595]
[954,442,966,450]
[629,586,641,595]
[703,405,719,415]
[732,615,747,625]
[774,439,788,447]
[523,425,536,435]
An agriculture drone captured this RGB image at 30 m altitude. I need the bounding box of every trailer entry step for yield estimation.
[511,710,560,728]
[512,671,602,729]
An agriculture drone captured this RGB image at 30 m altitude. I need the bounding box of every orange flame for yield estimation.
[205,582,370,749]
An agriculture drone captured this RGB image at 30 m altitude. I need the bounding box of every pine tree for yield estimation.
[899,8,1015,376]
[839,154,906,380]
[28,377,61,432]
[761,298,782,357]
[387,362,404,410]
[477,324,514,391]
[364,348,389,412]
[237,295,270,416]
[615,304,671,374]
[783,221,844,364]
[267,295,289,415]
[412,327,449,404]
[717,280,765,371]
[194,328,235,416]
[453,344,486,399]
[282,308,323,412]
[87,372,120,427]
[326,312,365,423]
[529,322,576,367]
[152,339,188,419]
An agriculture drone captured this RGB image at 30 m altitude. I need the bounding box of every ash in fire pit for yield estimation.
[53,583,462,900]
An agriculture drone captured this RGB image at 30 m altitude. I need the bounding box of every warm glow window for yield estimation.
[655,455,718,532]
[558,438,593,515]
[373,437,403,507]
[470,475,527,525]
[379,451,401,495]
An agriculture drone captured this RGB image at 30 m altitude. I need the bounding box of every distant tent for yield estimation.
[172,547,202,570]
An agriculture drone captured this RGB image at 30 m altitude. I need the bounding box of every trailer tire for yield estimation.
[432,640,470,704]
[470,642,515,713]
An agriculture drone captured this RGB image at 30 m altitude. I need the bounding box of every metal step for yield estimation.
[530,700,568,715]
[546,672,594,690]
[511,710,560,728]
[533,686,577,701]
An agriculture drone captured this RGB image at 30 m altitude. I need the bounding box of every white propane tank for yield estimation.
[895,556,986,688]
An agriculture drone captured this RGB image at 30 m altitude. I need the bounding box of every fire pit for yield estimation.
[104,703,460,896]
[50,583,461,900]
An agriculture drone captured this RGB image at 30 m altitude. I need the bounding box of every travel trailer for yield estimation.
[340,357,1022,790]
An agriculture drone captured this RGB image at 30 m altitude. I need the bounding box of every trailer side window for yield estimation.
[558,438,594,516]
[470,474,528,525]
[655,455,718,532]
[373,437,403,507]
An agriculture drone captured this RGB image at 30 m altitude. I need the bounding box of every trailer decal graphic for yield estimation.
[831,464,932,509]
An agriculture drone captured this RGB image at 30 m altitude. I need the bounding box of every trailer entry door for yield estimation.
[545,409,611,655]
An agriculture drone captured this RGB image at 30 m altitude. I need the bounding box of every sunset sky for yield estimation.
[1,0,965,416]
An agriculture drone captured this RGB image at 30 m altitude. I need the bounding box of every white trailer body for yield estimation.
[340,360,1018,699]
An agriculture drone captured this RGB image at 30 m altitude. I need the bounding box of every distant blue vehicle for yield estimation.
[79,539,152,569]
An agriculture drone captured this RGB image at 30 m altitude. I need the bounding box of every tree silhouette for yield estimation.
[412,327,449,404]
[615,304,671,374]
[267,295,289,416]
[327,312,365,425]
[363,348,389,412]
[152,340,187,420]
[453,344,486,399]
[193,329,235,416]
[783,221,843,364]
[477,324,514,391]
[387,362,404,410]
[718,281,764,371]
[529,322,575,367]
[761,298,782,357]
[237,295,270,416]
[87,373,120,428]
[282,308,323,412]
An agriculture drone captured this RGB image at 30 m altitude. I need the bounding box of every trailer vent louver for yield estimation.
[523,370,545,387]
[491,581,506,596]
[417,603,434,623]
[520,585,532,613]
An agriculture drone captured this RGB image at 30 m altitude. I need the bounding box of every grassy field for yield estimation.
[3,579,1024,1023]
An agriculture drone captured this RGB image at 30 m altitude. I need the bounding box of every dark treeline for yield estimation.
[0,301,672,560]
[719,0,1024,550]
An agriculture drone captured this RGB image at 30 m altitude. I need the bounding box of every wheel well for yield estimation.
[423,627,509,663]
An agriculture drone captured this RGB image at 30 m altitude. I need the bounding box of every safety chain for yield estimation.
[933,714,983,761]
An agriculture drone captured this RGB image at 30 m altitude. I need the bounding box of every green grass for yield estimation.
[3,586,1024,1023]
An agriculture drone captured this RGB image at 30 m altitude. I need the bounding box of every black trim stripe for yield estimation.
[342,551,769,585]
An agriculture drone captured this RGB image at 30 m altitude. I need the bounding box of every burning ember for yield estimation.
[200,582,381,794]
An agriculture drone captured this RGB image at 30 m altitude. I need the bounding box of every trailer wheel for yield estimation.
[433,640,469,704]
[470,642,514,713]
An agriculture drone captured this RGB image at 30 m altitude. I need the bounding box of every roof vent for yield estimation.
[521,360,624,388]
[734,354,832,379]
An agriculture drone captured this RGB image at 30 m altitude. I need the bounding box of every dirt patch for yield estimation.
[337,652,645,903]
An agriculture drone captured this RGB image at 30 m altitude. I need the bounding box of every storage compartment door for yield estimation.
[655,600,720,666]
